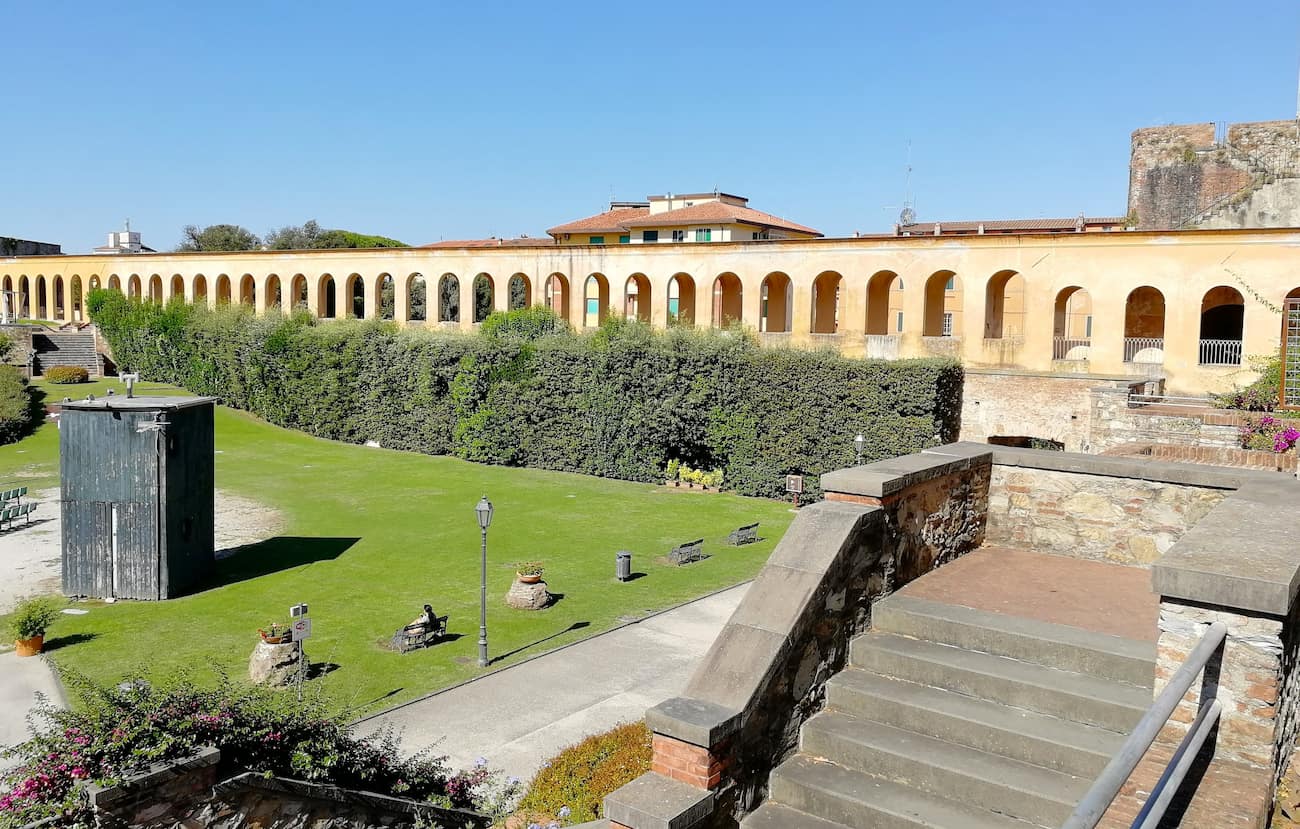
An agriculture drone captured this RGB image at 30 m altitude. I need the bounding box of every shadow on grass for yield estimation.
[620,572,648,582]
[489,620,590,665]
[41,632,100,651]
[307,661,340,679]
[208,536,360,588]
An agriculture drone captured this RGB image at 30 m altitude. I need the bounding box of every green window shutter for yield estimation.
[589,236,604,245]
[619,235,630,244]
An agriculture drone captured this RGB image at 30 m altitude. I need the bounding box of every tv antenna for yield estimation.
[881,141,917,227]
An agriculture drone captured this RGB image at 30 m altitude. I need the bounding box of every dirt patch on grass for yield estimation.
[0,489,284,613]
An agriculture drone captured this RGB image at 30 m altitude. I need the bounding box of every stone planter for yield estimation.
[14,634,43,657]
[506,579,550,610]
[249,640,301,686]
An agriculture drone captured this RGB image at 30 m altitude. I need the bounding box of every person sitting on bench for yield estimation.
[403,604,438,635]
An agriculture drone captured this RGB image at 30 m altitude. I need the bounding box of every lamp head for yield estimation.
[475,495,494,530]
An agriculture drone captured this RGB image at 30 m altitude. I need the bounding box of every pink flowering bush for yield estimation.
[1240,415,1300,453]
[0,669,488,826]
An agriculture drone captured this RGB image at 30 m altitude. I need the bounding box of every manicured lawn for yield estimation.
[2,378,793,716]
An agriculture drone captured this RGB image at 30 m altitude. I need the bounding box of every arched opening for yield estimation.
[1052,286,1093,359]
[1199,286,1244,365]
[406,274,427,321]
[583,274,609,327]
[70,276,83,321]
[667,273,695,326]
[923,271,961,337]
[624,273,651,322]
[148,275,163,304]
[239,275,256,307]
[545,273,570,321]
[36,277,48,319]
[983,270,1024,338]
[473,273,494,323]
[17,276,30,317]
[128,275,142,301]
[438,274,460,322]
[265,275,282,311]
[346,273,364,318]
[508,274,531,310]
[317,274,336,318]
[108,274,122,293]
[811,271,842,334]
[89,275,101,291]
[53,276,65,319]
[193,275,206,303]
[865,271,904,336]
[760,272,792,333]
[170,275,185,300]
[712,273,743,327]
[2,276,12,321]
[290,274,308,310]
[1123,286,1166,362]
[215,274,232,305]
[376,274,394,319]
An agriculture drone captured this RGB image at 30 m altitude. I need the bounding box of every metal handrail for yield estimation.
[1062,621,1227,829]
[1127,393,1214,411]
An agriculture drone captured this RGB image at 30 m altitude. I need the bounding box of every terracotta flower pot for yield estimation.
[15,635,44,657]
[517,573,543,584]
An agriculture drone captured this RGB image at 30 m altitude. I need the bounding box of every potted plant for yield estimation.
[10,596,61,657]
[516,562,545,584]
[259,622,292,645]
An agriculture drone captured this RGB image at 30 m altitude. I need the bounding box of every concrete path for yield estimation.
[0,652,64,771]
[355,582,747,784]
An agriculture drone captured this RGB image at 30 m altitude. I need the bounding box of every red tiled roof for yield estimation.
[618,202,822,236]
[546,207,651,236]
[419,237,556,249]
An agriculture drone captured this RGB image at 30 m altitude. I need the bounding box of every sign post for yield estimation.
[290,604,311,702]
[785,474,804,509]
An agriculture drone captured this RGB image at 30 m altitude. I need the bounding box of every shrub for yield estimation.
[44,365,89,384]
[1212,352,1281,411]
[515,561,545,577]
[0,365,40,446]
[516,721,651,823]
[90,297,963,499]
[8,596,61,640]
[1240,415,1300,453]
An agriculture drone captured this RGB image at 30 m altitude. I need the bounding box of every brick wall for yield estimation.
[962,371,1144,453]
[1107,442,1298,472]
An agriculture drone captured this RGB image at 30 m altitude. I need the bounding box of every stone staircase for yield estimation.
[32,329,100,377]
[743,593,1155,829]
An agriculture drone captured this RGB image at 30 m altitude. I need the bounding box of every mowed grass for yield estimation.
[2,378,793,716]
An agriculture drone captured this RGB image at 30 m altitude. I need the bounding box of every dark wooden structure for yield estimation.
[60,396,216,600]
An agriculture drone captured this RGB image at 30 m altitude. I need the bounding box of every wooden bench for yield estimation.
[393,615,449,654]
[727,523,760,545]
[669,539,706,565]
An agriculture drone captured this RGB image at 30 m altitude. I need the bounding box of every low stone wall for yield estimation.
[985,463,1225,565]
[1106,441,1299,473]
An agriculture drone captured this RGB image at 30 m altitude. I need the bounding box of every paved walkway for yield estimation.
[0,652,64,771]
[355,582,747,784]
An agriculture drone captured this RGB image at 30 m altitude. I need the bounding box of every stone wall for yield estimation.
[986,465,1224,565]
[1106,442,1299,473]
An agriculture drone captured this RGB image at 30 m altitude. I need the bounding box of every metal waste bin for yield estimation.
[616,551,632,582]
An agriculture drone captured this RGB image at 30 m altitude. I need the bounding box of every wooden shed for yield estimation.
[60,395,216,600]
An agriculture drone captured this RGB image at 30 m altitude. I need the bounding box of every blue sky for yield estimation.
[5,1,1299,251]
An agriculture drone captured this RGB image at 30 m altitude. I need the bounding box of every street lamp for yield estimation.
[475,495,494,668]
[854,433,865,466]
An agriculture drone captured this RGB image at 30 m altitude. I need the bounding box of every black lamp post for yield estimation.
[475,495,494,668]
[854,433,865,466]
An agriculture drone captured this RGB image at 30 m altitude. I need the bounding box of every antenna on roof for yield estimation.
[881,141,917,227]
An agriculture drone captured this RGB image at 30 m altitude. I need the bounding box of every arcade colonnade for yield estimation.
[3,227,1298,393]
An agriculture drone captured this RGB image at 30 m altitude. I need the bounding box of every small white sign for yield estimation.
[291,618,312,642]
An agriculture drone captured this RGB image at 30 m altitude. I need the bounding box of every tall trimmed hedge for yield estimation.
[88,292,962,499]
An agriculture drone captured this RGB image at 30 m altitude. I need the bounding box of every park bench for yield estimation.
[392,614,449,654]
[0,486,28,504]
[727,522,760,546]
[669,539,706,566]
[1,502,37,529]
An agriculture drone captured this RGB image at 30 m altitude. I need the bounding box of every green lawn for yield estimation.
[3,378,793,716]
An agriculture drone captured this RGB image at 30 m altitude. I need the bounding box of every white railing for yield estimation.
[1053,337,1091,360]
[1123,337,1164,363]
[1199,338,1242,366]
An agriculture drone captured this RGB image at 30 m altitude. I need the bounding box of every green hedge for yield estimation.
[0,365,40,445]
[88,292,963,499]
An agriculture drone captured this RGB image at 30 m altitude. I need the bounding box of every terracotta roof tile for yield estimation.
[546,207,651,236]
[420,237,555,248]
[618,202,822,236]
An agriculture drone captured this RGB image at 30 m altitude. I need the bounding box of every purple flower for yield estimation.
[558,806,571,818]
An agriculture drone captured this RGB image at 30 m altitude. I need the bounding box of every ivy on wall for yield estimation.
[89,292,963,499]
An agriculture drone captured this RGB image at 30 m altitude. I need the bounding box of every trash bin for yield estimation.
[616,551,632,582]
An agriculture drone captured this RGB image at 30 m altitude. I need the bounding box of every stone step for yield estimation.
[871,593,1155,688]
[769,754,1032,829]
[741,802,854,829]
[851,633,1150,731]
[825,668,1124,777]
[800,711,1086,827]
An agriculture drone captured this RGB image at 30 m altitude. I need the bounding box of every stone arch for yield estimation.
[376,273,394,320]
[760,272,792,333]
[1053,286,1093,359]
[866,270,903,335]
[811,271,842,334]
[667,273,695,326]
[128,274,143,300]
[345,273,364,318]
[437,273,460,322]
[265,275,282,311]
[545,273,570,322]
[624,273,651,322]
[215,274,232,305]
[2,275,12,320]
[1199,285,1244,365]
[17,276,30,317]
[508,273,531,310]
[583,273,609,327]
[89,274,101,292]
[406,273,427,321]
[983,270,1024,339]
[712,272,743,327]
[53,276,66,319]
[170,275,185,300]
[36,276,49,319]
[148,274,164,304]
[317,274,336,318]
[290,274,308,310]
[238,274,255,307]
[923,270,961,337]
[70,275,83,321]
[473,273,495,323]
[193,275,207,302]
[108,274,122,292]
[1123,286,1166,361]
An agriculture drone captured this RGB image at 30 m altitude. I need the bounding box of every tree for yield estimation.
[474,276,492,322]
[509,277,528,310]
[439,277,459,321]
[176,224,260,252]
[264,220,325,250]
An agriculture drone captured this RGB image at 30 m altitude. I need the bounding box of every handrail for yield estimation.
[1061,621,1227,829]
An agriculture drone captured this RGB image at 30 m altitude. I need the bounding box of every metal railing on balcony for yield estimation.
[1199,338,1242,366]
[1062,622,1226,829]
[1053,337,1091,360]
[1123,337,1165,363]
